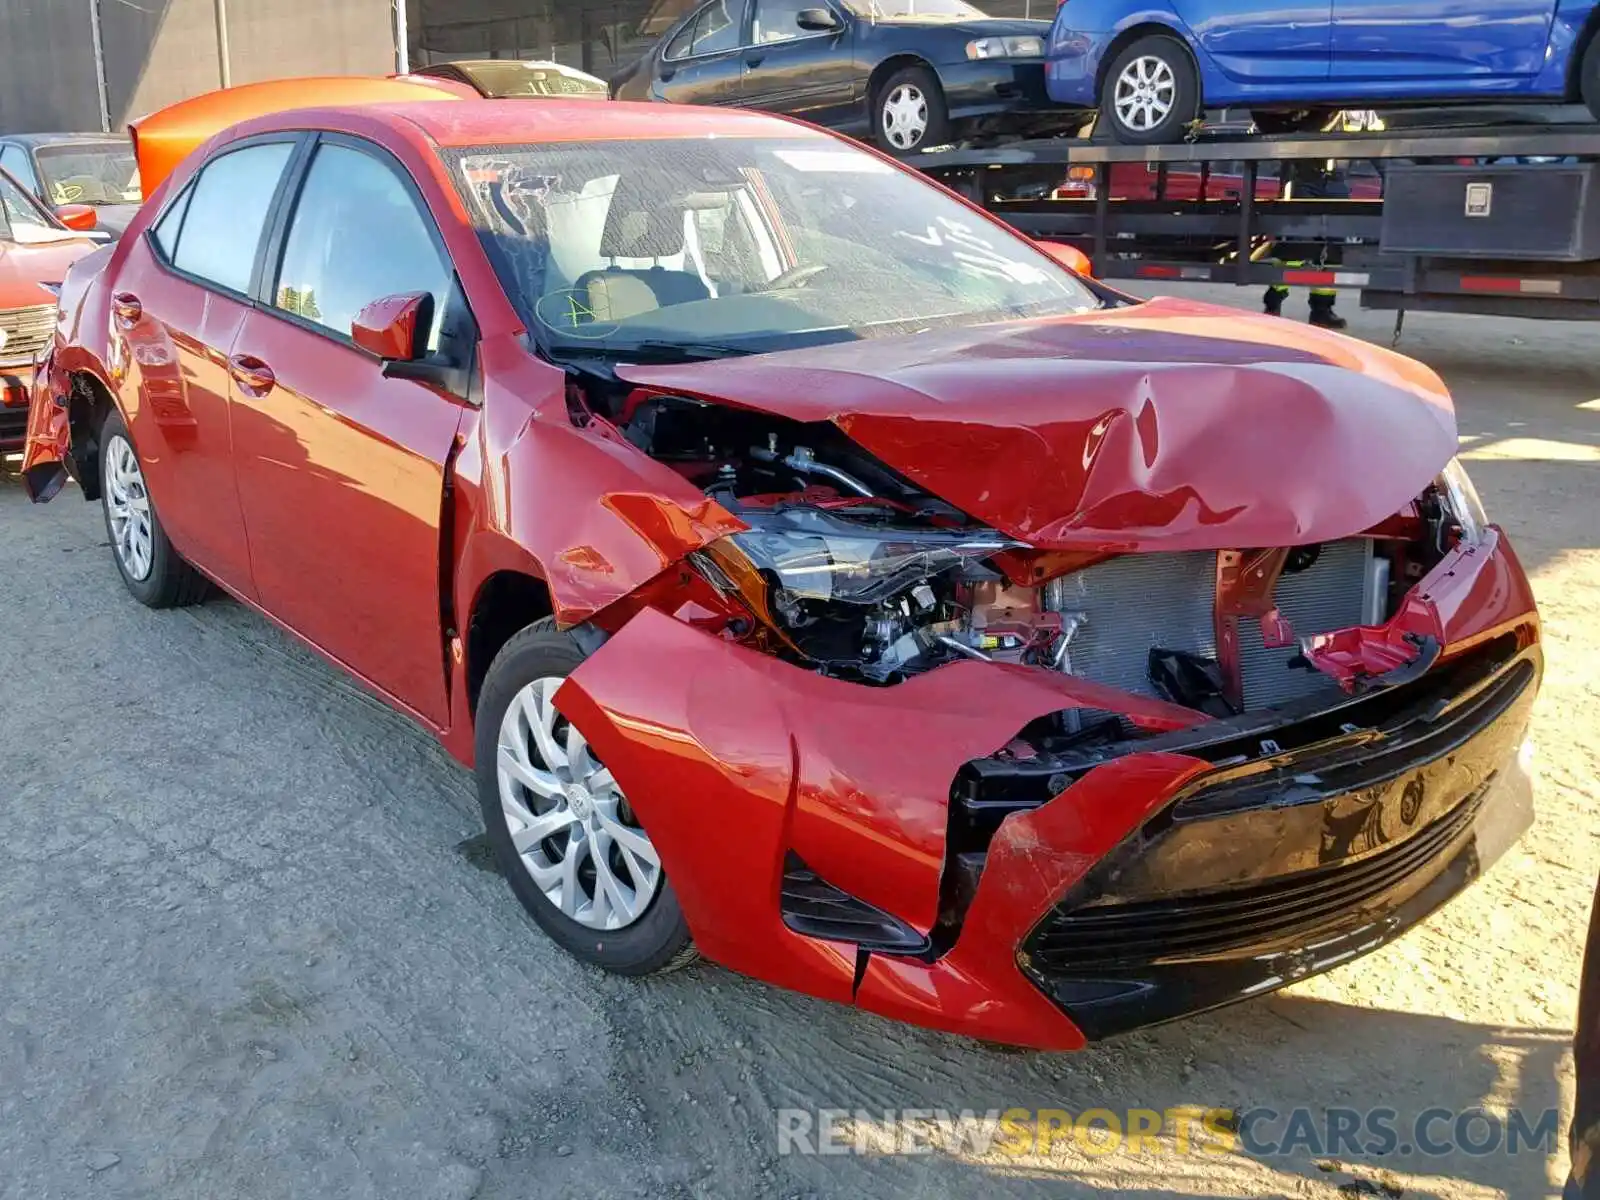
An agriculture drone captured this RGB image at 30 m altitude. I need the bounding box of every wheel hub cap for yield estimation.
[882,84,928,150]
[1114,55,1177,132]
[496,677,663,931]
[105,434,154,582]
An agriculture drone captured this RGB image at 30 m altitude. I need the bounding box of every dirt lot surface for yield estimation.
[2,285,1597,1200]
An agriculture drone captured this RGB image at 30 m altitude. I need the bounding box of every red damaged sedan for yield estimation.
[22,99,1539,1050]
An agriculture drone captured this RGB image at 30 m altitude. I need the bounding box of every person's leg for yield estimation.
[1263,283,1288,316]
[1308,288,1346,329]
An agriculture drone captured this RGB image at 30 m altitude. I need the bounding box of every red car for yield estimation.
[22,99,1540,1050]
[0,166,98,453]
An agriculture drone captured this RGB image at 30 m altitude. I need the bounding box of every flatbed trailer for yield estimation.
[914,123,1600,333]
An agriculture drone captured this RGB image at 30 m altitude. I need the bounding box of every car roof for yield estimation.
[252,98,830,147]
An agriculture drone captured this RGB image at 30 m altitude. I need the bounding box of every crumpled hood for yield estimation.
[618,298,1459,552]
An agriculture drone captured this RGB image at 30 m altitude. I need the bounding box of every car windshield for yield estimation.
[34,142,141,206]
[445,136,1096,357]
[0,169,74,244]
[448,62,608,98]
[840,0,988,19]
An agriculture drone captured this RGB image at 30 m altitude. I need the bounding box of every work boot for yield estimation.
[1262,286,1286,317]
[1307,295,1347,330]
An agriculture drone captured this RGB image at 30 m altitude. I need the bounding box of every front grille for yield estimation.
[0,304,55,367]
[1042,540,1375,713]
[1029,790,1483,972]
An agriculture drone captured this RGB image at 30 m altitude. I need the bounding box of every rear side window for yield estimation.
[272,142,451,349]
[168,142,293,294]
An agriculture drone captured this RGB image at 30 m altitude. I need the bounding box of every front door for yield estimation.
[655,0,750,105]
[1169,0,1333,83]
[1331,0,1554,81]
[740,0,858,126]
[228,137,469,725]
[110,137,298,596]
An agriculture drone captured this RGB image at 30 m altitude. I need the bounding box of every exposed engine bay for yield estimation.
[608,389,1481,724]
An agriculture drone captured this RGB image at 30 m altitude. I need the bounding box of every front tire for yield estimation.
[475,619,696,976]
[1099,35,1200,144]
[874,65,951,154]
[99,411,208,608]
[1582,35,1600,121]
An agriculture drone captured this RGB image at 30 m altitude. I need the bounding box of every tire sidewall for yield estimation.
[1101,36,1199,144]
[875,66,950,154]
[474,625,692,975]
[99,412,178,606]
[1583,36,1600,118]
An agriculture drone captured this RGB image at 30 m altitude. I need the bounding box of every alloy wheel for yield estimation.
[881,84,929,150]
[496,677,663,931]
[1113,55,1177,133]
[104,434,154,582]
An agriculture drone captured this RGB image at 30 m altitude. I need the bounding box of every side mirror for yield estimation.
[1037,240,1093,278]
[352,291,434,361]
[796,7,842,31]
[55,204,98,232]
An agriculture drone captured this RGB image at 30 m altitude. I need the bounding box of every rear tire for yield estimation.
[874,65,951,154]
[475,619,697,977]
[1099,34,1200,144]
[1582,35,1600,121]
[99,411,209,609]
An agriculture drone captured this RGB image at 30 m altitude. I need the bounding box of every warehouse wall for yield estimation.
[0,0,393,134]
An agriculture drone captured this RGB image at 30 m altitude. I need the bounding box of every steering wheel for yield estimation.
[762,262,831,291]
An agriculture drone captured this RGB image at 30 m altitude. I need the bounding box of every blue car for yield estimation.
[1045,0,1600,142]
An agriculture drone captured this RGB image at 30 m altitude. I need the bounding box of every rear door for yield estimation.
[740,0,858,125]
[109,136,300,596]
[654,0,750,106]
[1331,0,1554,81]
[228,135,470,725]
[1170,0,1333,83]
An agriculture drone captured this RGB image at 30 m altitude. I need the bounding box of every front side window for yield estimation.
[840,0,984,17]
[753,0,821,42]
[0,170,67,244]
[0,146,37,193]
[34,141,141,206]
[168,142,294,294]
[445,135,1096,357]
[272,142,451,350]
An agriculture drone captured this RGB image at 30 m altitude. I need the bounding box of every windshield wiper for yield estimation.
[552,339,756,364]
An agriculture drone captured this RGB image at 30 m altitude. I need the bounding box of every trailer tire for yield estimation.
[1099,35,1200,145]
[1582,34,1600,121]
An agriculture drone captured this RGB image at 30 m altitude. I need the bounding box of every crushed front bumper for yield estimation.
[555,531,1539,1049]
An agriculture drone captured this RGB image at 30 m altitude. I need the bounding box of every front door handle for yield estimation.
[227,353,276,395]
[112,292,141,324]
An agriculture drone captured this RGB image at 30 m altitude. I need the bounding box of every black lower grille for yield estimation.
[779,854,930,955]
[0,408,27,447]
[1030,790,1482,971]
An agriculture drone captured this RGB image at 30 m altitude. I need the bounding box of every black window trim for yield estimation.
[254,131,478,401]
[142,131,311,308]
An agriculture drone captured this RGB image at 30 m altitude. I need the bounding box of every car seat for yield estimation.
[573,179,709,323]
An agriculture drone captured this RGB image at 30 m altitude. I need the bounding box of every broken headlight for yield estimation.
[1436,457,1488,542]
[726,507,1013,607]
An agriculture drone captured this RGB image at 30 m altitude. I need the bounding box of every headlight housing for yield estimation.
[966,35,1046,60]
[1436,456,1488,542]
[726,506,1011,606]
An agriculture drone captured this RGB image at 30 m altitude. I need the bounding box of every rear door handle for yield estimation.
[112,292,141,324]
[745,54,765,68]
[227,353,275,395]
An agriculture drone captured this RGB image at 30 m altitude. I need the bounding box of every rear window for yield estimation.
[165,142,293,294]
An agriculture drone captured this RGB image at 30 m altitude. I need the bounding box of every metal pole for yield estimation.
[88,0,110,132]
[213,0,231,88]
[394,0,410,74]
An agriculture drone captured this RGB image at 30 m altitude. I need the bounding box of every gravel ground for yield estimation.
[2,286,1597,1200]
